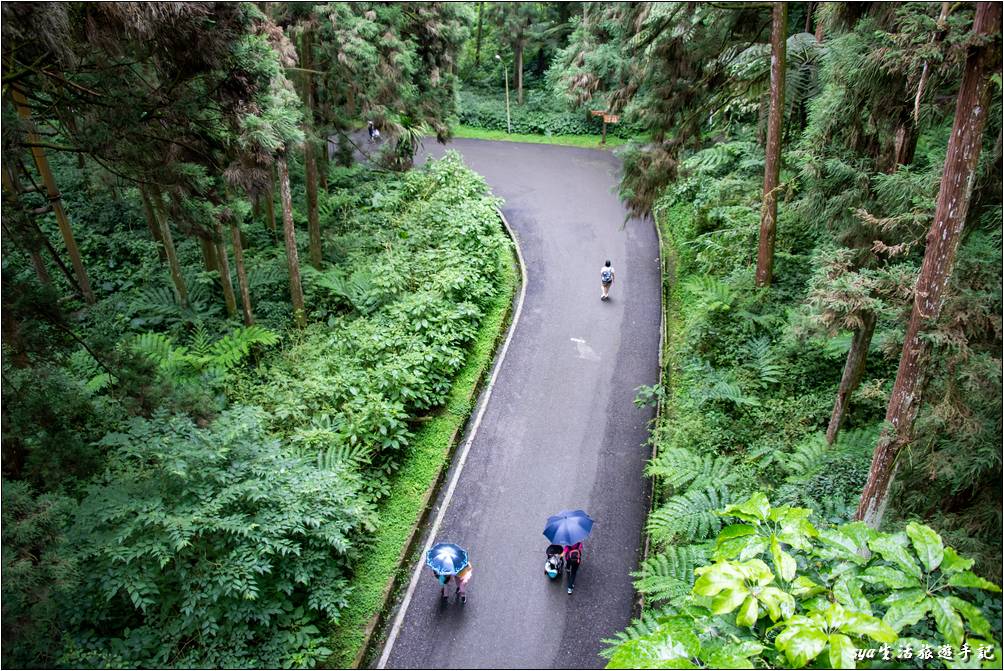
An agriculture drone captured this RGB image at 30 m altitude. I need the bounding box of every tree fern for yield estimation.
[647,486,730,544]
[632,544,709,606]
[646,448,738,491]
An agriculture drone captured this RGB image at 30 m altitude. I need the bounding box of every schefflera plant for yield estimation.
[606,493,1001,669]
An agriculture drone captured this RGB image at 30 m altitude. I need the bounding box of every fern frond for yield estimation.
[647,486,730,544]
[600,606,680,657]
[646,448,738,491]
[631,544,709,606]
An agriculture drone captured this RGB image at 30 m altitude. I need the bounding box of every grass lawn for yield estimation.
[324,240,519,668]
[452,124,643,150]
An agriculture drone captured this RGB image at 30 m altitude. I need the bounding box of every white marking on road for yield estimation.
[377,209,529,669]
[571,337,601,362]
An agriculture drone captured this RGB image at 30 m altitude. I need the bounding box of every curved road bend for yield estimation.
[380,139,661,669]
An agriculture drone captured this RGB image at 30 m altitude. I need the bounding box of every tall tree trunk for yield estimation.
[302,28,322,268]
[199,237,219,272]
[913,2,952,124]
[515,43,524,104]
[814,3,824,41]
[150,187,189,308]
[12,88,94,304]
[139,186,167,261]
[855,1,1001,529]
[230,221,254,326]
[826,311,876,444]
[305,142,321,267]
[474,2,485,67]
[804,2,813,33]
[277,152,306,328]
[755,2,787,288]
[2,163,51,286]
[214,222,237,317]
[266,172,277,233]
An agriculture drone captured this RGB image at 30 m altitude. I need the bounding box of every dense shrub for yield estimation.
[457,87,643,137]
[1,481,79,669]
[63,407,376,668]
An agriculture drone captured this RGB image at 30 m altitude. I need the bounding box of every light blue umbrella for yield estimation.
[426,542,469,575]
[543,509,594,546]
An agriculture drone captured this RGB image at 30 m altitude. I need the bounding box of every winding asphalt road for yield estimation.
[378,139,661,669]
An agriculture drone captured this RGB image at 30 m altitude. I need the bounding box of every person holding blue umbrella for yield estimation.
[543,510,593,594]
[426,542,471,603]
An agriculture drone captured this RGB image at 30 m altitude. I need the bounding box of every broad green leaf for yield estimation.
[606,638,695,669]
[946,596,992,639]
[706,642,763,670]
[770,536,797,582]
[606,617,700,669]
[694,562,743,596]
[881,587,926,606]
[791,575,825,597]
[711,587,749,615]
[947,571,1001,592]
[735,594,759,627]
[817,528,862,561]
[714,535,754,561]
[828,633,856,670]
[868,533,922,579]
[738,537,769,562]
[722,492,770,523]
[776,623,828,667]
[882,594,931,632]
[940,546,975,574]
[759,586,796,621]
[860,565,921,589]
[843,610,897,643]
[905,522,944,572]
[838,521,878,548]
[740,558,775,586]
[833,575,871,614]
[717,523,756,542]
[931,596,965,648]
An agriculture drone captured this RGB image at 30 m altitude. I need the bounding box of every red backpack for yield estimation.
[564,543,583,564]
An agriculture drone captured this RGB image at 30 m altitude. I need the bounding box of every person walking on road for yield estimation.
[600,260,615,300]
[426,542,469,603]
[563,542,583,594]
[456,563,472,604]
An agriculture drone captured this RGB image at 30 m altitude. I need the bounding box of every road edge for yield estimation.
[349,207,528,670]
[635,209,671,618]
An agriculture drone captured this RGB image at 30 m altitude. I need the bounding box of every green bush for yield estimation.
[1,481,79,669]
[457,87,642,138]
[606,493,1003,669]
[64,407,376,668]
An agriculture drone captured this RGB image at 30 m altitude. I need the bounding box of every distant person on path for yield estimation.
[600,260,615,300]
[563,542,583,594]
[367,120,380,143]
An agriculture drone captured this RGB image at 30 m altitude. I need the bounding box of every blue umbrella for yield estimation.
[543,509,594,545]
[426,542,469,575]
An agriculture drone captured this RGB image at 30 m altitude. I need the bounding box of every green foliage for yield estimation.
[65,407,376,668]
[610,494,1002,669]
[1,481,78,668]
[456,87,642,138]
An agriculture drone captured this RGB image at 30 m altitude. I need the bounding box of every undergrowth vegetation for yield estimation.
[1,152,511,668]
[612,119,1002,669]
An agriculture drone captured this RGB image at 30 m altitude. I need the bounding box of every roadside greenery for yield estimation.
[605,493,1002,669]
[453,124,633,150]
[1,151,511,668]
[456,87,642,139]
